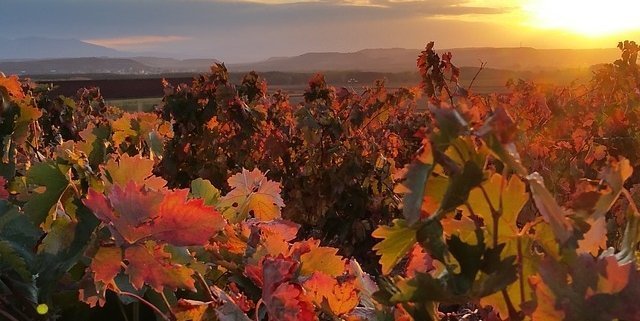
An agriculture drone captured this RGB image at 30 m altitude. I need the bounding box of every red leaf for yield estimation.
[405,244,434,277]
[84,181,224,246]
[125,241,196,292]
[0,177,9,200]
[269,283,316,321]
[245,255,316,321]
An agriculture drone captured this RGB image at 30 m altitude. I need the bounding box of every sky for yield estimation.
[2,0,640,62]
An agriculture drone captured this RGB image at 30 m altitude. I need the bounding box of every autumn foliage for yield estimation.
[1,41,640,321]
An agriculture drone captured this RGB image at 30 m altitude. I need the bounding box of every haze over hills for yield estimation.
[0,37,128,59]
[0,37,622,76]
[230,47,621,72]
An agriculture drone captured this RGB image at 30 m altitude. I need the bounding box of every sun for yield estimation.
[524,0,640,36]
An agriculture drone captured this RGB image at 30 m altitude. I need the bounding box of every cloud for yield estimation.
[0,0,520,60]
[85,35,191,48]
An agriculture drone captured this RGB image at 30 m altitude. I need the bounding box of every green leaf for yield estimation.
[416,220,448,263]
[396,160,433,224]
[0,240,32,281]
[372,219,417,275]
[430,107,468,150]
[0,200,41,247]
[35,200,99,297]
[448,234,485,289]
[191,178,221,206]
[24,162,69,226]
[439,161,484,214]
[148,130,165,160]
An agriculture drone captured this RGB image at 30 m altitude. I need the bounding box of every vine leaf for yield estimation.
[465,174,528,240]
[103,154,167,191]
[111,114,136,147]
[211,286,253,321]
[245,255,315,321]
[529,275,565,320]
[395,142,434,224]
[372,219,417,275]
[406,244,434,278]
[125,240,196,292]
[527,173,573,244]
[303,271,358,316]
[84,182,224,246]
[23,162,69,226]
[90,246,122,286]
[173,299,217,321]
[0,74,24,99]
[596,255,631,294]
[299,245,345,277]
[578,216,607,256]
[0,240,32,281]
[269,283,316,321]
[219,168,284,222]
[190,178,221,206]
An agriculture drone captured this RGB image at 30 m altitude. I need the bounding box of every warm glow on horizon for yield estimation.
[525,0,640,36]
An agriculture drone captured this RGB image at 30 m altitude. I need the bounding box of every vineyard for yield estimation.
[0,41,640,321]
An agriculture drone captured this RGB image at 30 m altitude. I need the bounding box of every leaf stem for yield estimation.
[254,298,263,321]
[195,272,216,302]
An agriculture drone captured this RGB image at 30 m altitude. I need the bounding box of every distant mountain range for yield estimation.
[0,37,127,59]
[0,37,623,76]
[230,47,621,72]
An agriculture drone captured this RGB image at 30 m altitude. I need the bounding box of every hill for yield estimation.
[229,47,620,72]
[0,37,127,59]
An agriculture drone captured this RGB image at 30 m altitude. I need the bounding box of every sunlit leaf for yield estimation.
[219,168,284,222]
[372,219,417,275]
[125,241,196,292]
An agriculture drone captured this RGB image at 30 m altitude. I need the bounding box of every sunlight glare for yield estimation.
[525,0,640,36]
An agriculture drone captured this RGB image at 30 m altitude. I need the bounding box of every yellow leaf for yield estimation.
[300,246,345,277]
[372,219,417,275]
[219,168,284,222]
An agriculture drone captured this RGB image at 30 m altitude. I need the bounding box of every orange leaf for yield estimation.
[103,154,167,190]
[125,241,196,292]
[0,75,24,99]
[597,255,631,294]
[84,181,224,246]
[91,246,122,285]
[405,244,434,277]
[304,272,358,316]
[173,299,216,321]
[529,275,565,321]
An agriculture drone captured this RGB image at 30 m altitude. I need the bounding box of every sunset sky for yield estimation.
[3,0,640,62]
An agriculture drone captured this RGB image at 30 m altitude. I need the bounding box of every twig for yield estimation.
[117,291,171,321]
[467,61,487,92]
[116,298,131,321]
[501,288,523,321]
[195,272,216,302]
[159,291,176,320]
[622,188,640,216]
[0,307,20,321]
